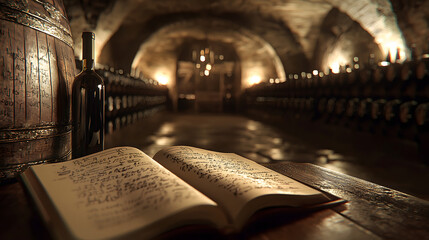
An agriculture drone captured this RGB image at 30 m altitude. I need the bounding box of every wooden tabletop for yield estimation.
[1,162,428,240]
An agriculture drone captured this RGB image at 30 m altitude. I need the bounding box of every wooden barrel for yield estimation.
[0,0,76,180]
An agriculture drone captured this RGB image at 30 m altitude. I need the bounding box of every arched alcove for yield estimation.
[175,40,240,112]
[313,8,384,72]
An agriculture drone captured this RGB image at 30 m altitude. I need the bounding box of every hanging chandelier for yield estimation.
[193,46,215,77]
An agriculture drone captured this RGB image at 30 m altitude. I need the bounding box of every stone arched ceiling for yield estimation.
[130,18,286,88]
[64,0,426,86]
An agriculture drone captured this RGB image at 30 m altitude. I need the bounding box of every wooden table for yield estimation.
[1,163,428,240]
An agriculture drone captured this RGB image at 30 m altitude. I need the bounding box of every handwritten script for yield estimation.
[161,147,300,197]
[48,147,196,230]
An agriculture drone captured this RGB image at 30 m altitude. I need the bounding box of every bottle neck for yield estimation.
[82,32,95,71]
[82,59,94,71]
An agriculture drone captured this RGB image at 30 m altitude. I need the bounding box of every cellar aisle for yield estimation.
[105,112,429,200]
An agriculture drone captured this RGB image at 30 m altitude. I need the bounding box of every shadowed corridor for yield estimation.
[105,112,429,201]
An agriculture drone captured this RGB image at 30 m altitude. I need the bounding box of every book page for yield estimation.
[30,147,220,240]
[154,146,329,225]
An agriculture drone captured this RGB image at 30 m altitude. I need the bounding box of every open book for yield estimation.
[21,146,343,240]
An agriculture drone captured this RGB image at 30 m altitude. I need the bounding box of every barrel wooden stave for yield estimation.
[0,0,75,180]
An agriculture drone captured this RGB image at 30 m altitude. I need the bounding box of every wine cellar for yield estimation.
[1,0,429,239]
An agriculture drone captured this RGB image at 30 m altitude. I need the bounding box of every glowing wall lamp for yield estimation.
[155,72,169,85]
[249,75,262,85]
[330,62,341,74]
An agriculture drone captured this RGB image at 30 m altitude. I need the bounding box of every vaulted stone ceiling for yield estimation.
[64,0,429,88]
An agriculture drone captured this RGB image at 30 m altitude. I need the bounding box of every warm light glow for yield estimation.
[319,72,325,77]
[382,41,406,63]
[313,70,319,76]
[324,45,348,74]
[196,63,201,69]
[155,137,174,146]
[275,78,280,84]
[249,75,262,85]
[204,70,210,76]
[206,64,212,70]
[331,62,340,74]
[155,73,169,85]
[269,78,274,84]
[200,55,206,62]
[246,121,258,131]
[306,73,312,79]
[379,61,390,67]
[186,94,195,100]
[157,123,174,135]
[219,55,224,60]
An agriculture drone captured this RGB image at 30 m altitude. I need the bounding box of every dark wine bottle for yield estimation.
[72,32,105,158]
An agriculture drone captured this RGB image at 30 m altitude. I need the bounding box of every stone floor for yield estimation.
[105,112,429,201]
